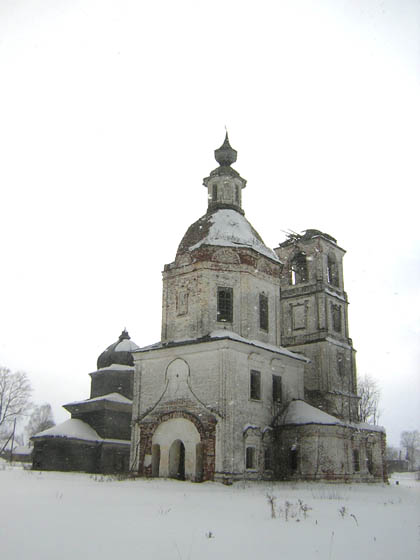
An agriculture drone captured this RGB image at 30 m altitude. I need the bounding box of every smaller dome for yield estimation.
[96,330,138,370]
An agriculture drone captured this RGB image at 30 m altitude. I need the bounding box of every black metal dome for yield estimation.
[96,330,138,369]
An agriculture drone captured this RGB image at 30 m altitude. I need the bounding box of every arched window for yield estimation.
[327,255,339,287]
[290,253,308,285]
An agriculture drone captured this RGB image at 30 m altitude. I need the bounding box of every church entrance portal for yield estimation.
[151,417,202,481]
[169,439,186,480]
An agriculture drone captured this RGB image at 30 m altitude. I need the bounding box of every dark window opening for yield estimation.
[327,255,339,287]
[264,448,272,470]
[289,448,298,471]
[367,448,373,474]
[290,253,308,285]
[332,304,342,332]
[246,446,256,469]
[272,375,282,403]
[353,449,360,472]
[259,293,268,331]
[212,183,218,201]
[235,184,240,203]
[337,354,344,377]
[217,287,233,322]
[250,370,261,400]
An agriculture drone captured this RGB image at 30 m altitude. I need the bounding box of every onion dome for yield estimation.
[96,329,138,369]
[215,133,237,167]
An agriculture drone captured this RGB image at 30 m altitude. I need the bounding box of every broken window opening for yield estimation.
[290,253,308,285]
[353,449,360,472]
[217,287,233,322]
[246,446,256,469]
[259,293,268,331]
[327,255,339,287]
[289,448,298,471]
[250,369,261,400]
[332,304,342,333]
[272,375,282,404]
[337,354,344,377]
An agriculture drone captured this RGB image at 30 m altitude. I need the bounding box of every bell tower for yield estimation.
[275,230,359,421]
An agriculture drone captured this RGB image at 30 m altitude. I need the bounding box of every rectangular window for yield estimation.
[337,354,344,377]
[272,375,282,403]
[250,369,261,400]
[259,293,268,331]
[212,183,218,201]
[353,449,360,472]
[332,304,342,332]
[217,287,233,322]
[290,448,298,471]
[264,448,272,471]
[246,446,256,469]
[176,290,188,316]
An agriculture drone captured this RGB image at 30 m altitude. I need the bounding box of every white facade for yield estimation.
[129,135,386,482]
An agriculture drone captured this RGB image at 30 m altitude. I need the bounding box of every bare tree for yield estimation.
[385,445,399,461]
[0,367,32,429]
[400,430,420,471]
[26,403,55,437]
[358,374,381,424]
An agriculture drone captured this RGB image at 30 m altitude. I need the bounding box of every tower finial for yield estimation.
[214,132,237,167]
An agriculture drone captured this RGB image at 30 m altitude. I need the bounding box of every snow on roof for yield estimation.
[98,364,134,372]
[243,423,260,433]
[189,209,280,262]
[32,419,102,442]
[114,339,139,352]
[279,400,344,426]
[65,393,133,407]
[12,444,33,455]
[279,400,385,432]
[209,330,309,362]
[90,364,134,376]
[135,330,308,362]
[349,421,385,433]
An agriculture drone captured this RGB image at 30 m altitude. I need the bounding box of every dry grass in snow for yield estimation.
[1,461,418,560]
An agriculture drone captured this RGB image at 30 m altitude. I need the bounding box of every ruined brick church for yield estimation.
[32,135,386,482]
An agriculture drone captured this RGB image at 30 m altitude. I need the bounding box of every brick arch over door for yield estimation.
[138,409,216,481]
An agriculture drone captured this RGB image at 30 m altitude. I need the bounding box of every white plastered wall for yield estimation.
[152,417,201,480]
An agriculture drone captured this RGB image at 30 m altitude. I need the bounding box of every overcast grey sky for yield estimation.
[0,0,419,446]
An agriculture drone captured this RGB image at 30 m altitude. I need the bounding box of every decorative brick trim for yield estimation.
[137,407,216,481]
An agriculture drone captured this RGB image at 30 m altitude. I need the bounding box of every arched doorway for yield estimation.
[169,439,186,480]
[151,417,201,480]
[152,444,160,477]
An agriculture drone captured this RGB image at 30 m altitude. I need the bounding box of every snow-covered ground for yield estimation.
[1,460,419,560]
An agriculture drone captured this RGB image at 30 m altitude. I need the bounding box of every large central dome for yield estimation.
[177,208,279,262]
